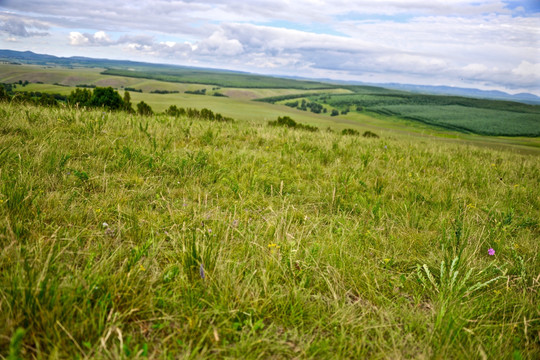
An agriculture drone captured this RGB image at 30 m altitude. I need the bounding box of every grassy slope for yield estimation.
[100,67,334,89]
[3,64,540,152]
[1,103,539,359]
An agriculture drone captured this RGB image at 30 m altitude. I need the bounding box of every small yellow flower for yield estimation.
[383,258,391,264]
[268,243,280,249]
[139,264,145,271]
[95,208,101,213]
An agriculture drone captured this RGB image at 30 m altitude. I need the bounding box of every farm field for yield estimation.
[261,92,540,137]
[0,102,539,358]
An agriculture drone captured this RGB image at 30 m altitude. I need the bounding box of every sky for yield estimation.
[0,0,539,95]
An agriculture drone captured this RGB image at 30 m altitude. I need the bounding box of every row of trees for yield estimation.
[165,105,233,122]
[285,99,327,114]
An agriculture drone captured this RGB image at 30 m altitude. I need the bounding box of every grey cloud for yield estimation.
[0,16,49,37]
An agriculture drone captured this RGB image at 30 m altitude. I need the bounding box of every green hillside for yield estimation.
[102,67,335,89]
[1,102,539,358]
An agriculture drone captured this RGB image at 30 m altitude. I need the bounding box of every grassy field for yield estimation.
[1,102,539,359]
[101,67,335,89]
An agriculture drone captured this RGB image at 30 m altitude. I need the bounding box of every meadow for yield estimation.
[0,101,539,359]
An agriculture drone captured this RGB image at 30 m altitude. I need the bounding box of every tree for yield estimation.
[90,87,123,110]
[331,109,339,116]
[0,85,10,102]
[68,88,92,107]
[137,101,153,116]
[123,91,134,113]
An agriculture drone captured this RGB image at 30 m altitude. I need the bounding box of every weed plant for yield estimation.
[0,102,539,358]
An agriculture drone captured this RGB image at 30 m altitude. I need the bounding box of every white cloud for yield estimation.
[195,30,244,56]
[69,32,88,45]
[69,30,115,46]
[512,61,540,78]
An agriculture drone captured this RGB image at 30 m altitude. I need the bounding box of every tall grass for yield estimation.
[0,102,539,358]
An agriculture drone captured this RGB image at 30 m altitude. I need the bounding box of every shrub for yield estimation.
[342,128,360,136]
[363,130,379,138]
[268,116,318,132]
[137,101,153,116]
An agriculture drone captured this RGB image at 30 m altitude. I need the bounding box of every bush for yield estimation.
[268,116,318,132]
[137,101,153,116]
[166,105,186,117]
[342,128,360,136]
[363,131,379,138]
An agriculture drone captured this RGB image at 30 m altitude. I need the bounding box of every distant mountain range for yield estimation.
[1,49,539,104]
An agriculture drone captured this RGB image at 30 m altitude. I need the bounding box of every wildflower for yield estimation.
[488,248,496,256]
[102,222,109,228]
[199,263,205,279]
[383,258,391,264]
[139,264,145,271]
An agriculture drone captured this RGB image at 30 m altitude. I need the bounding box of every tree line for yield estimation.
[0,84,234,122]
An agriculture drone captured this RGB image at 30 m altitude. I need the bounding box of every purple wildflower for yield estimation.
[488,248,495,256]
[199,263,205,279]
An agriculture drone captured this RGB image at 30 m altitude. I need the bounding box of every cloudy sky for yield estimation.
[1,0,539,94]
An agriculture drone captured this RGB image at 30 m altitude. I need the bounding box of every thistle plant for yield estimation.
[417,257,502,305]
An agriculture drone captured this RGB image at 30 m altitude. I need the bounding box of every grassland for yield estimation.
[1,101,539,359]
[101,67,335,89]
